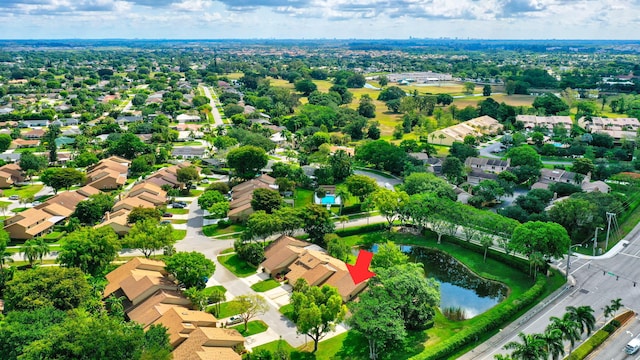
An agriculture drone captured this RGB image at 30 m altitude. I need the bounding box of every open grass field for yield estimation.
[1,184,44,199]
[250,279,281,292]
[218,253,257,277]
[294,188,314,208]
[202,223,245,237]
[230,320,269,337]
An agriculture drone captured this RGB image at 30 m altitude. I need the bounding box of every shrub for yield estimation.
[566,329,610,360]
[335,223,386,237]
[217,219,231,228]
[340,203,362,215]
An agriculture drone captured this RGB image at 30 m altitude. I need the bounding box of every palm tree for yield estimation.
[566,305,596,336]
[535,328,565,360]
[335,187,350,215]
[21,239,39,267]
[33,238,50,264]
[480,235,493,262]
[610,298,624,317]
[503,332,546,360]
[547,314,581,354]
[529,252,546,280]
[338,215,349,230]
[603,304,615,322]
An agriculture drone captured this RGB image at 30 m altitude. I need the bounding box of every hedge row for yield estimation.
[335,223,387,237]
[415,275,547,360]
[566,329,610,360]
[441,233,535,274]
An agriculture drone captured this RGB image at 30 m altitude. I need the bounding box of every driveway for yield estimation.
[354,169,402,190]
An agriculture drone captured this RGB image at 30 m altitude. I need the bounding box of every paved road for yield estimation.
[592,316,640,360]
[466,220,640,359]
[354,169,402,190]
[478,139,572,166]
[200,85,224,127]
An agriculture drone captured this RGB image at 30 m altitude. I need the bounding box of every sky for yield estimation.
[0,0,639,40]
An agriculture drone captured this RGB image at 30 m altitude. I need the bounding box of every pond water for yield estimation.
[368,244,507,319]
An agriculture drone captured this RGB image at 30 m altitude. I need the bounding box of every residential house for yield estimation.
[23,129,45,139]
[228,174,277,222]
[261,235,368,302]
[429,116,503,146]
[21,119,50,127]
[86,156,130,190]
[176,114,201,123]
[11,139,39,148]
[146,162,200,189]
[172,147,207,159]
[4,185,99,239]
[95,209,132,236]
[409,152,430,165]
[0,163,25,186]
[516,115,573,131]
[127,182,167,206]
[103,257,176,311]
[577,116,640,142]
[464,158,510,185]
[103,258,244,360]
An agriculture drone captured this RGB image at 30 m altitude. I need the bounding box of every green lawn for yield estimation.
[252,340,297,356]
[172,141,203,146]
[166,208,189,215]
[11,207,28,213]
[2,184,44,199]
[201,285,226,297]
[170,219,188,224]
[218,254,257,277]
[220,248,234,254]
[0,201,11,207]
[172,230,187,241]
[294,189,314,208]
[202,224,245,237]
[209,300,242,319]
[250,279,281,292]
[42,231,66,241]
[279,304,294,321]
[230,320,269,337]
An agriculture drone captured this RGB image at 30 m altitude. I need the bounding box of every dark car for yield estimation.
[162,212,173,218]
[171,203,186,209]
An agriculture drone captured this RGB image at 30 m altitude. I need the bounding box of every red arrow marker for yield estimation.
[347,250,376,284]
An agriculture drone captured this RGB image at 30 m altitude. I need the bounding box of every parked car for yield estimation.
[201,179,210,184]
[162,213,173,218]
[160,220,171,225]
[171,203,186,209]
[227,316,242,326]
[8,195,19,200]
[190,184,197,189]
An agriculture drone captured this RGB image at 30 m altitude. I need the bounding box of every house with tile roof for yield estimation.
[228,174,277,222]
[103,258,244,360]
[3,185,100,239]
[429,115,503,146]
[86,156,130,190]
[261,235,368,302]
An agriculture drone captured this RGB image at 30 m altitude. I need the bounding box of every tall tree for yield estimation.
[370,188,409,228]
[123,219,176,258]
[503,332,546,360]
[229,294,269,332]
[4,267,91,311]
[250,188,283,214]
[40,167,85,194]
[164,251,215,290]
[547,313,581,352]
[43,123,61,163]
[291,285,347,352]
[57,227,121,276]
[329,150,353,182]
[19,152,47,180]
[301,204,335,245]
[565,305,596,336]
[345,174,378,202]
[227,145,268,180]
[176,165,199,190]
[72,193,115,225]
[348,286,406,360]
[510,221,570,260]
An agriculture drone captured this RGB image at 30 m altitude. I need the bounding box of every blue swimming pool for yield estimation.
[321,195,336,205]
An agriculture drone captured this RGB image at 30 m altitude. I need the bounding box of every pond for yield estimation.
[368,244,508,319]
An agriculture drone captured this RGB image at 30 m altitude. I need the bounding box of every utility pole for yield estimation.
[593,227,600,256]
[605,212,615,251]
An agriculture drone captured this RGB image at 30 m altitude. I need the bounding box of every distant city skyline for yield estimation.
[0,0,639,40]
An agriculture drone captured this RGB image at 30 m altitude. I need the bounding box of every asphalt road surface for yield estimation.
[593,316,640,360]
[468,223,640,359]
